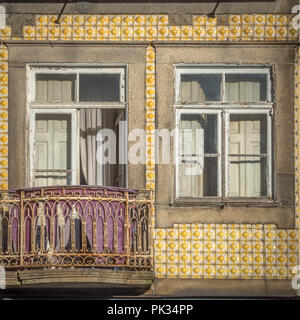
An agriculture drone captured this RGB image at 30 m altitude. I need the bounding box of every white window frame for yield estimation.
[27,65,126,109]
[29,109,78,187]
[27,64,128,188]
[175,66,272,105]
[175,66,273,200]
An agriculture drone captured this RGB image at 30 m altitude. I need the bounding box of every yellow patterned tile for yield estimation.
[265,253,276,265]
[60,26,73,40]
[146,26,157,40]
[204,228,215,240]
[266,14,276,25]
[193,26,206,40]
[203,265,216,278]
[191,241,203,252]
[228,228,240,240]
[146,15,158,26]
[48,26,60,40]
[36,26,48,40]
[276,26,287,40]
[155,228,166,240]
[109,15,122,26]
[242,14,254,25]
[181,26,192,40]
[179,252,191,264]
[287,229,298,241]
[205,26,217,40]
[216,228,227,240]
[287,254,298,266]
[23,26,36,40]
[204,252,216,264]
[191,265,203,278]
[216,241,227,253]
[169,26,180,40]
[206,16,217,26]
[179,227,191,240]
[240,229,252,241]
[253,253,264,265]
[204,240,216,252]
[0,85,8,96]
[36,15,48,25]
[121,15,134,26]
[48,15,58,25]
[179,265,191,278]
[228,241,240,253]
[217,26,228,40]
[240,265,253,279]
[276,14,288,26]
[276,229,287,241]
[155,264,167,277]
[73,15,85,26]
[276,254,287,265]
[240,241,252,253]
[287,241,298,253]
[193,15,206,26]
[96,27,109,40]
[167,240,178,251]
[154,239,166,251]
[229,15,241,26]
[241,25,253,40]
[167,264,179,278]
[0,49,7,62]
[167,252,179,264]
[216,252,228,264]
[179,240,191,251]
[133,26,145,40]
[288,26,298,40]
[254,14,266,26]
[240,253,253,265]
[228,253,240,265]
[228,265,240,278]
[265,26,276,40]
[109,26,121,40]
[276,266,288,279]
[121,26,133,40]
[158,15,168,26]
[0,181,8,190]
[253,241,264,253]
[85,15,97,26]
[157,26,169,40]
[253,229,263,240]
[191,252,203,264]
[134,15,145,26]
[166,228,178,240]
[60,15,73,26]
[97,15,109,26]
[253,266,265,279]
[216,265,228,278]
[253,26,265,40]
[73,26,85,40]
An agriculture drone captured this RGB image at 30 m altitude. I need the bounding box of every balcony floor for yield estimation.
[2,268,154,298]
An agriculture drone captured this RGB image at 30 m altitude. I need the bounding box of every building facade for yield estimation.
[0,0,299,297]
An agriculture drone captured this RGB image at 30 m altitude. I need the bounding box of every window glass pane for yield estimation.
[179,113,219,197]
[79,74,120,102]
[225,74,267,102]
[229,114,267,155]
[36,74,76,103]
[180,74,221,103]
[180,114,218,155]
[229,156,267,197]
[179,157,218,197]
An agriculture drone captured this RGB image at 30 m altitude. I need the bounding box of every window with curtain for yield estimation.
[30,67,126,188]
[176,67,272,199]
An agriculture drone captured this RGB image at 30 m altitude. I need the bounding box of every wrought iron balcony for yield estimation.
[0,186,153,271]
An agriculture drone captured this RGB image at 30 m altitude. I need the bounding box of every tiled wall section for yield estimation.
[0,45,8,190]
[16,14,299,42]
[154,224,298,279]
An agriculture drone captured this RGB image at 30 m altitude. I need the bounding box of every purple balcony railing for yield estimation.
[0,186,153,270]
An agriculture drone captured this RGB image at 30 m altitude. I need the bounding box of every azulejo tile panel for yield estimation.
[154,224,299,280]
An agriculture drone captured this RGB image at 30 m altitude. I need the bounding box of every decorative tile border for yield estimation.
[154,224,299,279]
[16,14,299,42]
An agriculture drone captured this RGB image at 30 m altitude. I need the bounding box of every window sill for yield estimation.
[171,198,280,208]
